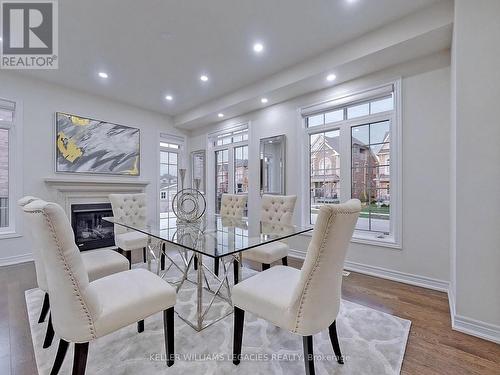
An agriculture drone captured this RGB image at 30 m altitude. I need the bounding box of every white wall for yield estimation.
[0,72,185,264]
[450,0,500,339]
[189,51,451,285]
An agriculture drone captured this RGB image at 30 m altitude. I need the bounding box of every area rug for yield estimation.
[25,262,411,374]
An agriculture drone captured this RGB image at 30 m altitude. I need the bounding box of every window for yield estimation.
[159,140,180,229]
[310,130,340,223]
[234,145,248,193]
[0,128,9,228]
[302,84,400,245]
[213,128,248,147]
[351,121,391,234]
[0,99,16,233]
[215,149,229,212]
[211,125,249,213]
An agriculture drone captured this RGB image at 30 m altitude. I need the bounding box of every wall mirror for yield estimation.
[260,135,286,195]
[191,150,206,194]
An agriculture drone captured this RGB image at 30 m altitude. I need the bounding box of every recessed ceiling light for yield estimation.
[253,42,264,53]
[0,37,2,42]
[261,97,268,104]
[200,75,209,82]
[98,72,109,79]
[165,95,173,101]
[218,113,224,118]
[326,73,337,82]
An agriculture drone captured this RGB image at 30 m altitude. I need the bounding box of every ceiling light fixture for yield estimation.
[200,75,209,82]
[261,97,268,104]
[98,72,109,79]
[218,113,224,118]
[326,73,337,82]
[253,42,264,53]
[165,95,173,101]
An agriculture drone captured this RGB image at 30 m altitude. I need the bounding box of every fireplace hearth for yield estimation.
[71,203,115,251]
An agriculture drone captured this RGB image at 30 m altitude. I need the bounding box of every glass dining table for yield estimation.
[104,215,312,331]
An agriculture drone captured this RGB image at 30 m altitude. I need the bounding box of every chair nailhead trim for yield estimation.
[292,210,335,333]
[27,209,97,339]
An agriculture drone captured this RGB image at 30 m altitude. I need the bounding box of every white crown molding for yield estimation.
[0,253,33,267]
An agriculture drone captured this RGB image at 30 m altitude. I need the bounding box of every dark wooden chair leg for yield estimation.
[161,242,166,270]
[262,263,270,271]
[194,254,198,270]
[328,320,344,364]
[72,342,89,375]
[142,247,147,263]
[282,257,288,266]
[39,292,50,323]
[123,250,131,269]
[233,307,245,365]
[163,307,175,367]
[50,339,69,375]
[303,335,316,375]
[43,314,55,348]
[138,320,144,333]
[214,258,219,276]
[233,259,239,284]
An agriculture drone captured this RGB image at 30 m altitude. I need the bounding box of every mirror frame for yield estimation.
[259,134,286,195]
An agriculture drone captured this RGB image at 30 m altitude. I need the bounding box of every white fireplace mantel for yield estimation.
[44,177,150,191]
[44,177,150,216]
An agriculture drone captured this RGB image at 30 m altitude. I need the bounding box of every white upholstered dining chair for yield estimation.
[22,199,177,375]
[232,200,361,375]
[220,193,247,218]
[244,194,297,270]
[18,196,130,351]
[108,193,150,268]
[213,193,248,276]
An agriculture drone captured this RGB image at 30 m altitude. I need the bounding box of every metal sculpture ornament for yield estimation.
[172,169,206,222]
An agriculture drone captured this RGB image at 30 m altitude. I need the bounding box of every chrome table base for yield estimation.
[146,237,241,331]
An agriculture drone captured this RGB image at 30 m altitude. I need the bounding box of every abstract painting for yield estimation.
[55,112,140,175]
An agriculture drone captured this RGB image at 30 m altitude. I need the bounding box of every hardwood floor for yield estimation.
[1,258,499,375]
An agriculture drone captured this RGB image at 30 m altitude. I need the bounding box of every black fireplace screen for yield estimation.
[71,203,115,251]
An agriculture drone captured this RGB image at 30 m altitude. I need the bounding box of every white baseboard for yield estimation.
[448,288,500,344]
[452,315,500,344]
[343,260,450,292]
[289,249,449,292]
[0,253,33,266]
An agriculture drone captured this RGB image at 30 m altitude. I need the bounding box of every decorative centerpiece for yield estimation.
[172,169,206,222]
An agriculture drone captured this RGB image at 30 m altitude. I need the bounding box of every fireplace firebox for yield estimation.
[71,203,115,251]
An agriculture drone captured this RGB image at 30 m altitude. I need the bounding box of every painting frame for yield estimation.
[54,112,141,176]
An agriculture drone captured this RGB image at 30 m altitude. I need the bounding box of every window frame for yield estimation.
[300,81,402,248]
[209,123,249,214]
[0,97,23,239]
[157,133,186,229]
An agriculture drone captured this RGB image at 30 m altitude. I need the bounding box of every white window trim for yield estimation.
[0,97,23,239]
[157,132,186,227]
[299,80,402,249]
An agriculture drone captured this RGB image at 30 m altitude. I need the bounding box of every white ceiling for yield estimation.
[16,0,442,120]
